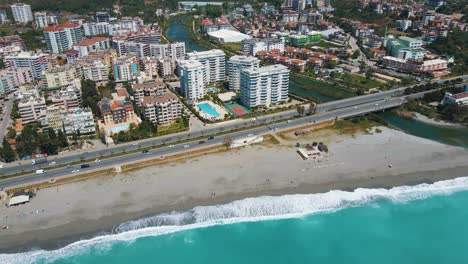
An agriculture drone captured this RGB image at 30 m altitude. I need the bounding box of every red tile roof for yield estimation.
[44,26,64,32]
[61,23,80,28]
[73,37,108,46]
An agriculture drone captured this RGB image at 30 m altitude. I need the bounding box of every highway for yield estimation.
[0,96,405,188]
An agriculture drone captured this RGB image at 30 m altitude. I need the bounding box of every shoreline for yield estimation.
[0,127,467,253]
[2,165,468,253]
[412,112,462,127]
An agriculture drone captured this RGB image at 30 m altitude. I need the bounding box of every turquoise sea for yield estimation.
[2,177,468,264]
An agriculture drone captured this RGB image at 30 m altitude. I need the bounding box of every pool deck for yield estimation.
[196,100,228,121]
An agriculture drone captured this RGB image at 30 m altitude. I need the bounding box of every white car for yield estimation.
[72,169,80,173]
[248,133,254,137]
[48,161,56,166]
[353,106,358,109]
[184,144,190,148]
[168,145,174,148]
[94,159,101,163]
[132,142,138,146]
[375,103,379,106]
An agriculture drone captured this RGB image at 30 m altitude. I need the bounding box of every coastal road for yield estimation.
[0,97,406,188]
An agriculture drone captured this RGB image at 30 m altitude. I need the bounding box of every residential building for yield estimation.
[34,12,58,28]
[443,92,468,106]
[178,60,205,100]
[241,38,285,55]
[72,37,110,56]
[113,56,139,82]
[142,92,183,125]
[240,64,289,108]
[112,30,162,57]
[0,9,9,24]
[77,60,109,82]
[228,55,260,91]
[43,23,83,53]
[149,42,185,60]
[62,107,96,135]
[49,87,82,110]
[11,3,33,23]
[0,75,14,96]
[158,58,175,77]
[94,12,112,22]
[0,68,34,87]
[41,106,63,132]
[132,79,168,106]
[185,49,226,84]
[4,52,48,79]
[43,65,78,87]
[18,96,46,124]
[201,18,230,33]
[83,22,110,36]
[98,97,136,125]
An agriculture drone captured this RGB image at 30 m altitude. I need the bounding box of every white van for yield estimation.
[36,169,46,174]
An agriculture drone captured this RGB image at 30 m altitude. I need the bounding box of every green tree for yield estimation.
[57,129,69,148]
[351,50,361,59]
[0,138,16,163]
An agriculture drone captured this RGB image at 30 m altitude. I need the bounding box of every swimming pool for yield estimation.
[108,123,130,134]
[197,102,220,117]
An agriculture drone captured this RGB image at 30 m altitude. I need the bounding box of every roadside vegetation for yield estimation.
[291,74,356,99]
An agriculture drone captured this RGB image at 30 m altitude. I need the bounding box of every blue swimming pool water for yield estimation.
[108,123,130,134]
[197,103,220,117]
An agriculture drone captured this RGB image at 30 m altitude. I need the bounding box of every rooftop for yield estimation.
[73,37,108,47]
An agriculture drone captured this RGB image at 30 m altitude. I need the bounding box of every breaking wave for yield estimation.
[2,176,468,264]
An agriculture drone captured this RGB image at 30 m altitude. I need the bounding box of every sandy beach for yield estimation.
[0,126,467,252]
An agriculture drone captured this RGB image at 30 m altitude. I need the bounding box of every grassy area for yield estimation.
[306,40,343,49]
[222,42,241,52]
[333,118,380,135]
[291,74,356,99]
[338,73,385,91]
[0,25,19,36]
[157,119,189,136]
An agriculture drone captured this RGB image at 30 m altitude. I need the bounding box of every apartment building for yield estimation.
[98,97,136,126]
[44,23,83,53]
[185,49,225,84]
[158,58,175,77]
[386,36,426,61]
[34,12,58,28]
[11,3,33,23]
[18,96,47,124]
[241,38,285,56]
[83,17,142,36]
[72,37,110,56]
[49,87,82,110]
[78,60,109,82]
[41,106,63,132]
[0,68,34,87]
[141,92,183,125]
[112,30,161,57]
[4,52,48,79]
[149,42,186,60]
[240,64,290,108]
[132,79,168,106]
[113,56,139,82]
[178,60,206,100]
[43,65,79,87]
[228,55,260,91]
[62,108,96,135]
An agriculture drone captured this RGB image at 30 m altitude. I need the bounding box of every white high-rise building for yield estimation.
[34,12,58,28]
[178,60,206,100]
[185,49,225,84]
[228,55,259,91]
[11,3,33,23]
[240,64,289,108]
[149,42,186,60]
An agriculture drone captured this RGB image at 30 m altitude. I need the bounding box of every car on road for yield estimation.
[72,169,80,173]
[353,106,358,109]
[375,103,379,106]
[287,120,291,123]
[168,145,174,148]
[36,169,45,174]
[142,150,149,153]
[248,133,254,137]
[198,140,205,144]
[81,164,90,168]
[94,159,101,163]
[207,136,214,140]
[48,161,56,166]
[132,142,138,146]
[184,144,190,148]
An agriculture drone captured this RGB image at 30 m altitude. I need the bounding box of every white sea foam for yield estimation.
[2,176,468,264]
